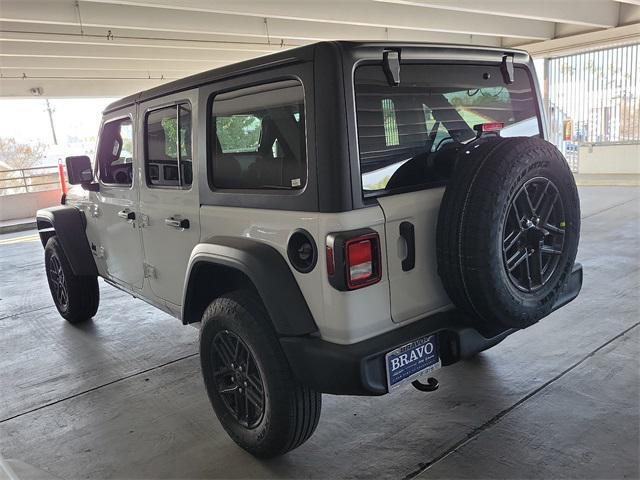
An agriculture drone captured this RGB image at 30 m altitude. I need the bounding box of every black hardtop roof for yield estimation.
[103,40,526,114]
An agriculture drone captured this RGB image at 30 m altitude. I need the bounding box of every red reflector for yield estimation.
[475,122,504,133]
[326,245,335,276]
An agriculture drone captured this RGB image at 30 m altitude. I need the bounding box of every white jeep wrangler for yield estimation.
[37,41,582,458]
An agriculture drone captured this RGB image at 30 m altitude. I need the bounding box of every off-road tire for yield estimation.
[44,236,99,323]
[436,137,580,329]
[199,290,321,458]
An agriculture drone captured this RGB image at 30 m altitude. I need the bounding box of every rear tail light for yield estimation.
[346,236,376,287]
[326,229,381,291]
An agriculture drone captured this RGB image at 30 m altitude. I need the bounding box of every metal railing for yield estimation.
[0,166,61,196]
[547,43,639,145]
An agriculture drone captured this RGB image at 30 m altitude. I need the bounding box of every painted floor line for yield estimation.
[0,352,198,424]
[404,321,640,480]
[0,234,40,246]
[581,196,639,221]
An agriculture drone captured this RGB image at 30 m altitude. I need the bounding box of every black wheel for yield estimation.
[44,236,99,323]
[502,177,566,293]
[199,290,321,458]
[436,137,580,329]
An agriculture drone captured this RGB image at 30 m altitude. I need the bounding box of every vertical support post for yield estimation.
[45,99,58,145]
[58,161,67,195]
[543,57,550,139]
[21,168,28,193]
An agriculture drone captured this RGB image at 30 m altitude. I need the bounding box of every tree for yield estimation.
[216,115,261,152]
[0,137,46,170]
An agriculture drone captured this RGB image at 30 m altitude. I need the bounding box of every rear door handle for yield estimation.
[165,217,190,229]
[117,209,135,221]
[399,221,415,272]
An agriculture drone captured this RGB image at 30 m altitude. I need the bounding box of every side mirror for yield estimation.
[66,155,94,185]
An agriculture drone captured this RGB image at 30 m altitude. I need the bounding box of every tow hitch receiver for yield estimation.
[412,377,439,392]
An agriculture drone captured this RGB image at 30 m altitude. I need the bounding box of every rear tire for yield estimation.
[436,137,580,329]
[199,290,321,458]
[44,236,99,323]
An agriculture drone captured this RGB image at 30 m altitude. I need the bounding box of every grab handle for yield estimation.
[399,221,415,272]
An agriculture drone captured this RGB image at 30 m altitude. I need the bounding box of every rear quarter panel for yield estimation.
[198,204,398,344]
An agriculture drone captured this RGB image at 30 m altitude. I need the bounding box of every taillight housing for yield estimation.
[326,228,382,291]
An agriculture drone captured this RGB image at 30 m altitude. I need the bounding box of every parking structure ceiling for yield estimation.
[1,0,639,97]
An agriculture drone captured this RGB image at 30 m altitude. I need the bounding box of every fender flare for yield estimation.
[36,206,98,276]
[182,236,318,336]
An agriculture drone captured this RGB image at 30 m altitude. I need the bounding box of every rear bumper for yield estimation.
[281,262,583,396]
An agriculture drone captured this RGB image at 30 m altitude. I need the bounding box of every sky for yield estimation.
[0,98,115,145]
[0,98,116,166]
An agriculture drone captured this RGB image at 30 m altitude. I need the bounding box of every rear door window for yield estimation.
[145,104,192,188]
[355,64,541,195]
[210,80,307,190]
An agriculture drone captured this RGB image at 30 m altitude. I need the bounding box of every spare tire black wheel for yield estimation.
[436,137,580,329]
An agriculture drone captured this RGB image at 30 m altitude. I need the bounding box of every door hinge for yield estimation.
[91,243,106,259]
[143,263,157,279]
[139,213,150,228]
[90,204,100,217]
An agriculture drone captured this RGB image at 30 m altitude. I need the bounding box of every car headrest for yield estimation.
[148,124,168,161]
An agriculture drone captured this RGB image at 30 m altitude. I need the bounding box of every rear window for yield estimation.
[355,64,541,194]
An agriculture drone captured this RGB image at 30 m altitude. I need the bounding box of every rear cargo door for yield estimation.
[354,61,542,323]
[377,189,450,323]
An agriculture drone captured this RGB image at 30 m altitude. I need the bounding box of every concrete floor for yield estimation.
[0,186,638,479]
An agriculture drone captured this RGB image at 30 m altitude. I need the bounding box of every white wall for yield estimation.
[578,144,640,175]
[0,189,61,221]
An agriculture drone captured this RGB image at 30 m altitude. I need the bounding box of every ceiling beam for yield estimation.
[0,56,223,72]
[518,23,640,58]
[0,30,293,54]
[0,23,502,51]
[0,77,167,97]
[615,0,640,6]
[0,68,187,80]
[0,25,503,50]
[1,0,553,40]
[374,0,621,28]
[0,40,263,63]
[0,21,304,48]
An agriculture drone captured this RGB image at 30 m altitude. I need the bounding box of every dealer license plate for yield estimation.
[385,334,441,390]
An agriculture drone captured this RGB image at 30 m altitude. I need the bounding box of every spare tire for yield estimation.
[436,137,580,329]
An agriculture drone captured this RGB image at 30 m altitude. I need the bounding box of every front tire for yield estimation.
[44,236,99,323]
[199,290,321,458]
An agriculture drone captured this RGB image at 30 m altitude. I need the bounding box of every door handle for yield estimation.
[399,221,415,272]
[165,217,190,229]
[117,209,135,221]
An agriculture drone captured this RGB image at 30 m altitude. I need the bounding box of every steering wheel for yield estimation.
[435,136,454,151]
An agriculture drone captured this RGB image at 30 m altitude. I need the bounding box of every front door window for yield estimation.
[97,118,134,186]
